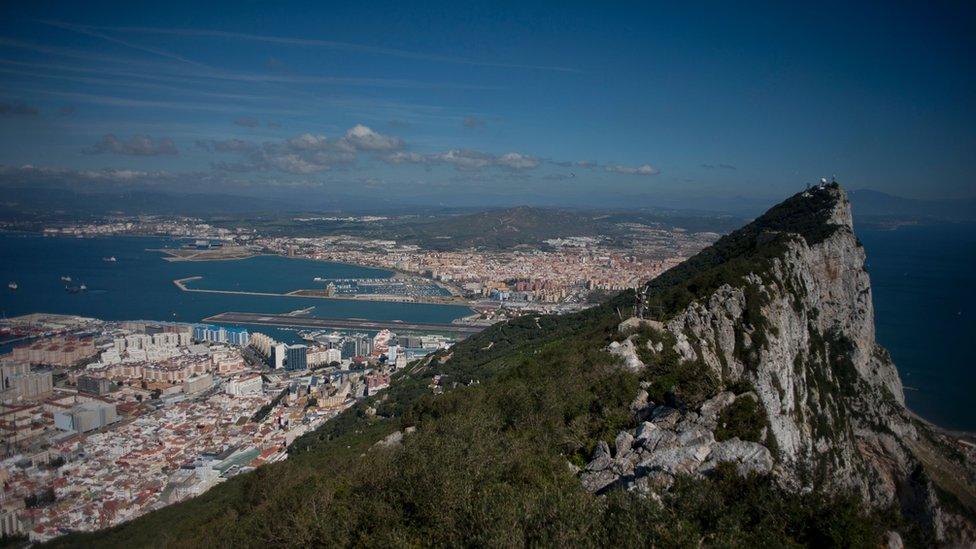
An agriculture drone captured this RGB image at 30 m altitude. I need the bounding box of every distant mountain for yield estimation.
[385,206,608,250]
[848,188,976,224]
[252,205,745,250]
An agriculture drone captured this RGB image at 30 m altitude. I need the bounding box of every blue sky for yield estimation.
[0,1,973,209]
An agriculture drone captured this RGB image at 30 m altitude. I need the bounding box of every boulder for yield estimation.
[884,531,903,549]
[607,338,645,372]
[630,389,649,413]
[640,428,678,454]
[586,440,612,471]
[698,391,736,429]
[702,438,773,476]
[676,425,715,448]
[634,421,657,442]
[374,430,403,449]
[638,443,712,476]
[617,316,664,334]
[648,405,682,430]
[614,431,635,458]
[580,469,620,493]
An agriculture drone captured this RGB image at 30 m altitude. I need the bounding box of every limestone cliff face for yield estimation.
[665,186,912,502]
[585,184,975,543]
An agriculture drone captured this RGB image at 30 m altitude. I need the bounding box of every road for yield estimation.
[203,311,489,335]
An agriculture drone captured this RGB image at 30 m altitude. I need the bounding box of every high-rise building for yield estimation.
[77,375,112,396]
[13,372,52,399]
[400,335,421,348]
[286,345,308,371]
[225,327,250,347]
[193,324,250,346]
[341,339,358,359]
[351,333,371,357]
[53,401,118,433]
[272,344,287,369]
[326,348,342,365]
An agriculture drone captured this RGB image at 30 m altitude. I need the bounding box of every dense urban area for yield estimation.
[0,312,454,541]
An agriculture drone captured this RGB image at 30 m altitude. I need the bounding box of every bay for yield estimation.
[0,234,472,346]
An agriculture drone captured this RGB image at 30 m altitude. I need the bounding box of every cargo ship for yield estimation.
[65,284,87,294]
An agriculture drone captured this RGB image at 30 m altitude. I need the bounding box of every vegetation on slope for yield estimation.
[53,295,893,548]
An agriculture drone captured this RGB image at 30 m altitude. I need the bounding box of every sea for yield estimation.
[0,233,472,348]
[1,227,974,431]
[859,222,976,432]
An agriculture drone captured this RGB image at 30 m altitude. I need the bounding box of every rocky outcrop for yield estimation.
[588,184,976,544]
[581,389,774,494]
[606,338,644,372]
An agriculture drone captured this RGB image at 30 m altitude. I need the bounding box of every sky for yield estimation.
[0,1,973,211]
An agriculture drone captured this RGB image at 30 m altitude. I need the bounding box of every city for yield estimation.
[0,313,454,541]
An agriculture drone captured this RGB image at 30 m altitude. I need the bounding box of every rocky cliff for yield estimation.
[591,184,976,544]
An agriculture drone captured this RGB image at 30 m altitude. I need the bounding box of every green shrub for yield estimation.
[715,396,767,443]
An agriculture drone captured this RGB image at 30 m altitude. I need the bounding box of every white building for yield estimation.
[224,374,263,397]
[53,401,119,433]
[272,344,287,370]
[326,348,342,365]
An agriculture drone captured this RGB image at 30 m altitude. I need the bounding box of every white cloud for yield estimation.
[342,124,402,151]
[383,149,540,172]
[266,153,330,174]
[84,134,178,156]
[385,151,426,164]
[435,149,493,171]
[606,163,660,176]
[497,152,540,170]
[195,123,658,180]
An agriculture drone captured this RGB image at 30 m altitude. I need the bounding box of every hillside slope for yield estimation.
[52,184,975,547]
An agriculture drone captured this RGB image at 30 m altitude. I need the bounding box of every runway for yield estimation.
[203,311,489,335]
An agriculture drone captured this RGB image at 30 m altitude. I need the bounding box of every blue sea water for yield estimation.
[859,223,976,432]
[0,234,471,346]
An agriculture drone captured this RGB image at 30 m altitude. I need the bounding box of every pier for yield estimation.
[203,311,489,335]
